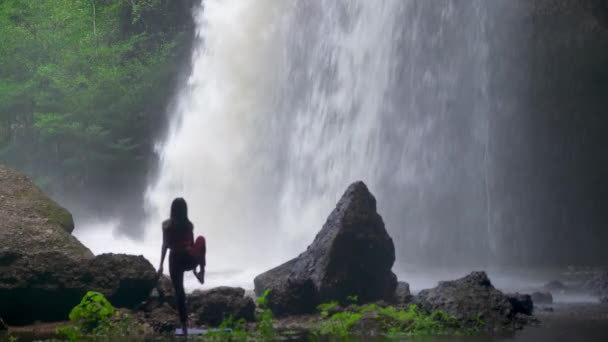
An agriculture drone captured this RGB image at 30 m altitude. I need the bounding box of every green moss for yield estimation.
[313,302,485,339]
[19,188,74,233]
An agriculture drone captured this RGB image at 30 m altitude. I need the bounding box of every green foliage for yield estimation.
[0,0,193,198]
[256,289,276,340]
[377,304,484,338]
[317,310,362,338]
[202,315,248,341]
[68,291,115,334]
[56,291,143,341]
[317,301,339,318]
[256,288,270,308]
[313,301,484,339]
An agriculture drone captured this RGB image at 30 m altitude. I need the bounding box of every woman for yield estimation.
[157,197,206,336]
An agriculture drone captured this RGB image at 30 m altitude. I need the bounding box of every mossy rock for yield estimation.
[0,165,91,259]
[18,187,74,233]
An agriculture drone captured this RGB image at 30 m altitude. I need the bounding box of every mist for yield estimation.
[66,0,608,275]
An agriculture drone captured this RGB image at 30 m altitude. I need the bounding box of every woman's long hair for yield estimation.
[170,197,193,230]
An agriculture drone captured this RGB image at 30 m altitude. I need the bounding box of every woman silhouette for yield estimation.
[157,197,206,336]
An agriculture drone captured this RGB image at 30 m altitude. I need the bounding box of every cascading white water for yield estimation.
[78,0,494,288]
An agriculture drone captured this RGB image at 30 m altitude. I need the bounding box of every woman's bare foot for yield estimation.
[193,269,205,284]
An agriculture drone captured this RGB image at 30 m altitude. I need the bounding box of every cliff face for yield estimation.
[487,0,608,266]
[0,165,93,260]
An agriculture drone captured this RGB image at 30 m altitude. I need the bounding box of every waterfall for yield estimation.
[78,0,495,288]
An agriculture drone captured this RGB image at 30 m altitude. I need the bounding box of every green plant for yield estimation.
[256,289,276,340]
[317,301,339,318]
[204,315,248,341]
[257,288,270,307]
[317,311,362,337]
[56,291,142,341]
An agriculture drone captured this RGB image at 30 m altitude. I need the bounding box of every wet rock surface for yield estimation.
[393,281,413,305]
[188,286,256,326]
[144,303,180,333]
[84,253,158,308]
[254,181,397,316]
[0,166,93,285]
[415,272,530,330]
[0,252,157,325]
[139,275,176,312]
[507,293,534,316]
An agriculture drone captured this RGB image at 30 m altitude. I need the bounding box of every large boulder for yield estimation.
[254,181,397,316]
[188,287,256,326]
[84,253,158,308]
[0,166,157,325]
[0,166,92,261]
[0,252,157,325]
[415,272,527,330]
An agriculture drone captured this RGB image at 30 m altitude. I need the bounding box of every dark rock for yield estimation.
[262,276,318,316]
[254,181,397,316]
[85,253,158,309]
[507,293,534,316]
[137,275,176,312]
[531,292,554,305]
[392,281,413,305]
[544,280,567,293]
[188,286,256,326]
[0,166,92,281]
[145,303,180,333]
[415,272,524,329]
[156,275,176,305]
[584,272,608,297]
[0,252,156,325]
[542,307,555,312]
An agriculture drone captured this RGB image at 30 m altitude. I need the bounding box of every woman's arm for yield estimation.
[158,243,167,276]
[158,224,169,275]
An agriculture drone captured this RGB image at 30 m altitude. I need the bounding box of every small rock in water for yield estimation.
[507,293,534,316]
[415,271,530,330]
[531,292,553,305]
